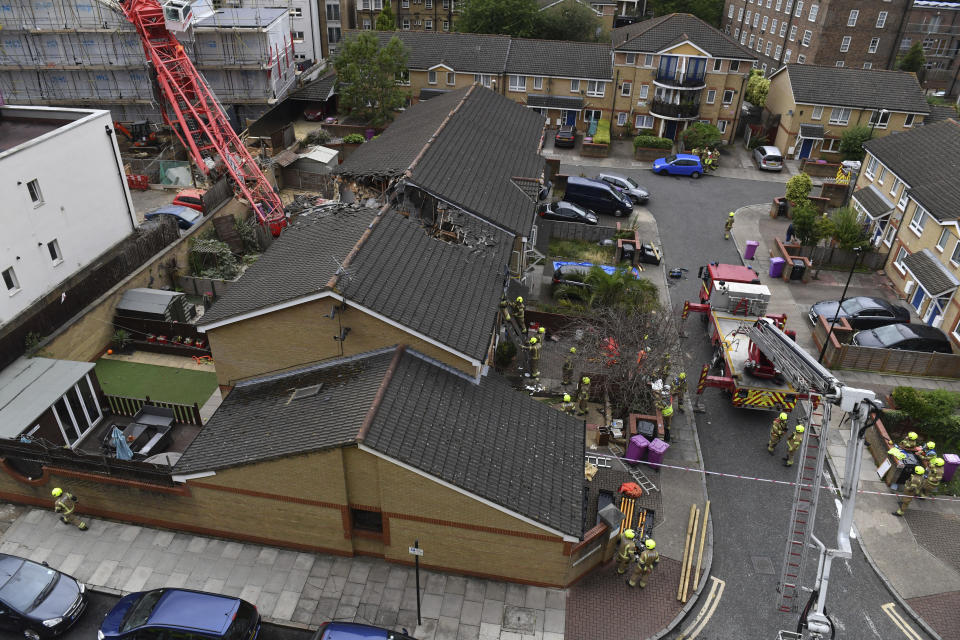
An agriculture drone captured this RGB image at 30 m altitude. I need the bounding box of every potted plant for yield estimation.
[111,329,132,353]
[195,339,206,349]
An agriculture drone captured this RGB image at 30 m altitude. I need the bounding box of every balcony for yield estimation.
[649,99,701,120]
[654,70,707,90]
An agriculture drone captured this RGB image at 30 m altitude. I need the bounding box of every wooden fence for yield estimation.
[535,219,618,253]
[105,394,203,425]
[792,244,888,271]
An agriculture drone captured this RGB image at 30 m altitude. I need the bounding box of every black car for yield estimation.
[554,125,577,148]
[538,201,598,225]
[0,554,87,639]
[852,324,952,354]
[808,296,911,330]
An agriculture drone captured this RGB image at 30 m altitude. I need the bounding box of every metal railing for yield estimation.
[649,99,701,119]
[105,394,203,426]
[654,71,706,88]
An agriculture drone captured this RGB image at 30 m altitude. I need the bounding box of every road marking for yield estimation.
[677,576,725,640]
[882,602,923,640]
[863,611,882,639]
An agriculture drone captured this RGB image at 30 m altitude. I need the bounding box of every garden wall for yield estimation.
[799,159,844,178]
[535,219,618,253]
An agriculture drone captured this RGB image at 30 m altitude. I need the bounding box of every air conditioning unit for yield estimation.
[904,281,916,295]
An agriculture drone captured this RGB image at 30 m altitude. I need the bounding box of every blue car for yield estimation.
[144,204,202,230]
[98,589,260,640]
[652,154,704,178]
[311,621,417,639]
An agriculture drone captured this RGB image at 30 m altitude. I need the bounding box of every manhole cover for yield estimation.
[752,556,775,575]
[502,606,538,633]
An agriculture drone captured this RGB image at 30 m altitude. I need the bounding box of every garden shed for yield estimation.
[116,288,196,324]
[294,146,338,174]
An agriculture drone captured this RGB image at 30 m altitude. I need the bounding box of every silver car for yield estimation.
[753,145,783,171]
[595,173,649,204]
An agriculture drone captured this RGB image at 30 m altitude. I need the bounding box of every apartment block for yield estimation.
[356,0,461,32]
[723,0,909,73]
[896,0,960,95]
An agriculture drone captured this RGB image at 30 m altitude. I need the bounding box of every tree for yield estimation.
[791,200,831,247]
[457,0,539,37]
[334,33,409,125]
[682,122,722,149]
[375,0,396,30]
[554,266,658,311]
[535,3,604,42]
[648,0,724,26]
[785,172,813,204]
[744,68,770,107]
[889,386,960,452]
[839,125,872,161]
[898,42,926,74]
[829,207,869,251]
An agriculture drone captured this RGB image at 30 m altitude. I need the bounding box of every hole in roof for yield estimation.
[290,384,323,401]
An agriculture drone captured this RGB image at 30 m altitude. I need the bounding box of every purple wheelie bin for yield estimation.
[769,257,786,278]
[626,434,650,463]
[744,240,759,260]
[943,453,960,483]
[647,438,670,468]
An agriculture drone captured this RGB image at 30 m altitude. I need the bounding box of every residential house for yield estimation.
[896,0,960,97]
[537,0,613,30]
[611,13,758,142]
[764,64,930,159]
[356,0,461,32]
[0,106,137,325]
[722,0,910,74]
[852,119,960,345]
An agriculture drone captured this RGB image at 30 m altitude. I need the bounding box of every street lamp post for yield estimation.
[818,247,863,363]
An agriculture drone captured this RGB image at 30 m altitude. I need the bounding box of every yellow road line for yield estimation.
[677,576,725,640]
[881,602,922,640]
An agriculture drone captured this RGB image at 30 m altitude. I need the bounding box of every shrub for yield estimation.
[304,129,331,145]
[829,206,870,251]
[343,133,366,144]
[890,386,960,452]
[792,200,831,247]
[682,122,722,149]
[785,172,813,204]
[634,135,672,149]
[747,134,769,150]
[494,340,517,369]
[593,118,611,145]
[839,125,872,161]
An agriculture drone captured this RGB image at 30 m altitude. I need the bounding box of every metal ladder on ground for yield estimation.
[608,442,659,494]
[776,398,831,613]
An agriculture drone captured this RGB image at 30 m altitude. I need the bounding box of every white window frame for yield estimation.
[811,105,823,120]
[638,84,649,100]
[765,41,773,55]
[789,25,797,41]
[808,3,818,21]
[749,34,755,48]
[635,114,653,129]
[780,22,787,37]
[713,58,722,72]
[828,107,851,125]
[877,11,887,28]
[904,113,915,127]
[447,71,456,86]
[2,266,20,294]
[869,38,880,53]
[644,54,654,67]
[937,228,950,252]
[952,241,960,266]
[908,206,928,237]
[290,7,302,17]
[890,178,900,197]
[894,247,908,274]
[753,13,760,27]
[877,166,886,184]
[848,9,858,27]
[586,80,605,97]
[729,4,734,18]
[617,112,627,126]
[474,73,491,88]
[47,239,62,265]
[717,120,729,134]
[775,45,782,58]
[292,31,304,42]
[706,89,716,104]
[898,190,909,211]
[883,223,896,247]
[570,78,580,92]
[863,62,873,69]
[762,15,768,30]
[802,30,812,47]
[784,49,792,63]
[442,20,449,31]
[836,61,845,67]
[396,70,410,85]
[626,53,637,65]
[797,54,806,63]
[870,109,890,129]
[533,76,543,90]
[865,155,878,177]
[27,178,43,206]
[425,19,432,30]
[402,17,410,29]
[795,0,803,17]
[840,36,851,52]
[722,89,734,104]
[509,75,526,92]
[621,81,632,97]
[772,18,778,33]
[738,7,744,21]
[776,0,782,10]
[428,70,437,84]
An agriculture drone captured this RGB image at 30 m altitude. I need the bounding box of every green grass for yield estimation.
[95,360,218,406]
[548,238,615,264]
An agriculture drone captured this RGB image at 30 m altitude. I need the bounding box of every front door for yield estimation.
[564,110,577,126]
[923,299,944,326]
[664,120,678,140]
[798,138,813,159]
[910,286,926,313]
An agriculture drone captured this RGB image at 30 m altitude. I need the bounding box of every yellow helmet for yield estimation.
[935,458,945,467]
[624,529,635,539]
[582,377,590,384]
[538,327,545,334]
[645,539,656,549]
[795,425,805,433]
[779,412,788,420]
[915,466,926,475]
[728,211,735,217]
[516,296,523,303]
[51,487,63,498]
[563,394,571,402]
[530,337,537,344]
[907,432,918,440]
[679,372,686,379]
[569,347,577,354]
[926,441,936,449]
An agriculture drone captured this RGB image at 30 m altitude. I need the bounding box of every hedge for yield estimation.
[593,119,611,145]
[633,135,672,149]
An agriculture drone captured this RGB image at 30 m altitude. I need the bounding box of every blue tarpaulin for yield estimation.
[111,426,134,461]
[553,261,640,279]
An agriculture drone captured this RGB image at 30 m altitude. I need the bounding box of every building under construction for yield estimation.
[0,1,296,125]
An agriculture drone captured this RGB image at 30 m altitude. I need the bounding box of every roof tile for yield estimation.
[779,64,930,114]
[612,13,756,60]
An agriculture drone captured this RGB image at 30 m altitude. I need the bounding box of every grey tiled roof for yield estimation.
[173,349,395,474]
[335,89,468,180]
[863,119,960,221]
[342,212,510,361]
[505,39,612,80]
[526,95,584,110]
[852,185,894,220]
[612,13,756,60]
[364,349,585,538]
[419,88,450,100]
[925,105,958,124]
[779,65,930,114]
[407,86,546,236]
[289,72,337,102]
[902,248,960,296]
[349,30,510,74]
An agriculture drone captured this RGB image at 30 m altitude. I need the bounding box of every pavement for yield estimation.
[731,203,960,640]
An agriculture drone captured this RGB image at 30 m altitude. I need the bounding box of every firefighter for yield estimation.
[538,326,547,343]
[922,442,937,465]
[894,466,927,516]
[768,412,789,455]
[724,211,735,239]
[661,403,674,434]
[52,487,88,531]
[499,296,513,324]
[560,393,575,414]
[562,347,576,385]
[675,372,687,410]
[526,337,541,379]
[922,458,945,497]
[898,431,920,451]
[512,296,526,333]
[783,424,805,467]
[576,377,591,415]
[614,529,637,575]
[628,539,660,588]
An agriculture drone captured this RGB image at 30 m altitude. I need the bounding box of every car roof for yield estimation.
[847,296,893,308]
[319,621,390,639]
[757,146,782,155]
[146,589,241,634]
[568,176,611,187]
[875,323,948,340]
[148,205,201,219]
[676,154,700,161]
[175,189,205,198]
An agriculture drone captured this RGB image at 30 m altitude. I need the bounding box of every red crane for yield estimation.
[118,0,287,234]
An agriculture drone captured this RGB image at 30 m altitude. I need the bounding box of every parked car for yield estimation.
[171,188,206,213]
[311,621,417,640]
[562,177,634,217]
[98,589,260,640]
[852,324,952,354]
[594,173,650,204]
[808,296,911,330]
[144,205,202,230]
[554,125,577,148]
[538,201,598,225]
[652,154,704,178]
[752,145,784,172]
[0,553,87,639]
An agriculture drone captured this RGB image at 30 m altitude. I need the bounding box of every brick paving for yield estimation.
[904,510,960,574]
[585,466,663,534]
[565,557,682,640]
[906,590,960,639]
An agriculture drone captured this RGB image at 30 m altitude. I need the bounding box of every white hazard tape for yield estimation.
[586,450,960,503]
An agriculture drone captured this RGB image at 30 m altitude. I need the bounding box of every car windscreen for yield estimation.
[225,601,258,640]
[870,324,909,344]
[120,590,165,632]
[840,298,869,314]
[0,559,58,612]
[664,155,677,163]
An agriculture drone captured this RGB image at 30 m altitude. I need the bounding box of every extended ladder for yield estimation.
[776,399,831,612]
[609,442,659,494]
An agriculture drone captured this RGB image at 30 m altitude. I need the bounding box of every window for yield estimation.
[722,89,734,104]
[570,79,580,92]
[795,0,803,17]
[756,37,763,52]
[847,9,858,27]
[351,508,383,533]
[635,114,653,129]
[428,70,437,84]
[909,207,928,236]
[953,241,960,265]
[626,53,637,65]
[877,166,886,184]
[741,32,748,45]
[374,0,382,9]
[443,0,450,6]
[904,113,915,128]
[883,223,896,247]
[829,107,851,125]
[289,7,302,17]
[644,54,654,67]
[717,120,729,133]
[443,20,449,31]
[401,17,410,29]
[617,112,627,126]
[894,247,907,273]
[863,62,873,69]
[746,9,751,23]
[729,4,734,18]
[802,30,812,46]
[783,49,792,63]
[772,18,778,33]
[425,19,432,30]
[776,0,782,9]
[762,16,768,30]
[877,11,887,28]
[811,105,823,120]
[869,38,880,53]
[43,240,62,266]
[780,22,787,37]
[890,177,901,197]
[749,34,755,48]
[27,179,42,205]
[638,84,649,100]
[362,18,371,29]
[775,45,782,58]
[840,36,851,52]
[761,62,768,72]
[586,80,605,97]
[730,60,740,72]
[401,0,409,6]
[474,73,491,87]
[2,267,19,293]
[328,26,341,43]
[584,109,601,121]
[865,155,878,177]
[426,0,432,6]
[509,75,526,91]
[870,110,890,129]
[292,31,304,42]
[447,72,456,86]
[937,229,950,251]
[327,4,341,19]
[532,76,543,90]
[753,13,760,27]
[898,190,909,210]
[396,70,410,85]
[808,4,818,22]
[797,54,806,63]
[738,7,744,21]
[706,89,716,104]
[901,38,912,50]
[713,58,722,72]
[785,0,793,13]
[835,61,844,67]
[789,25,797,41]
[765,41,773,55]
[621,81,632,96]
